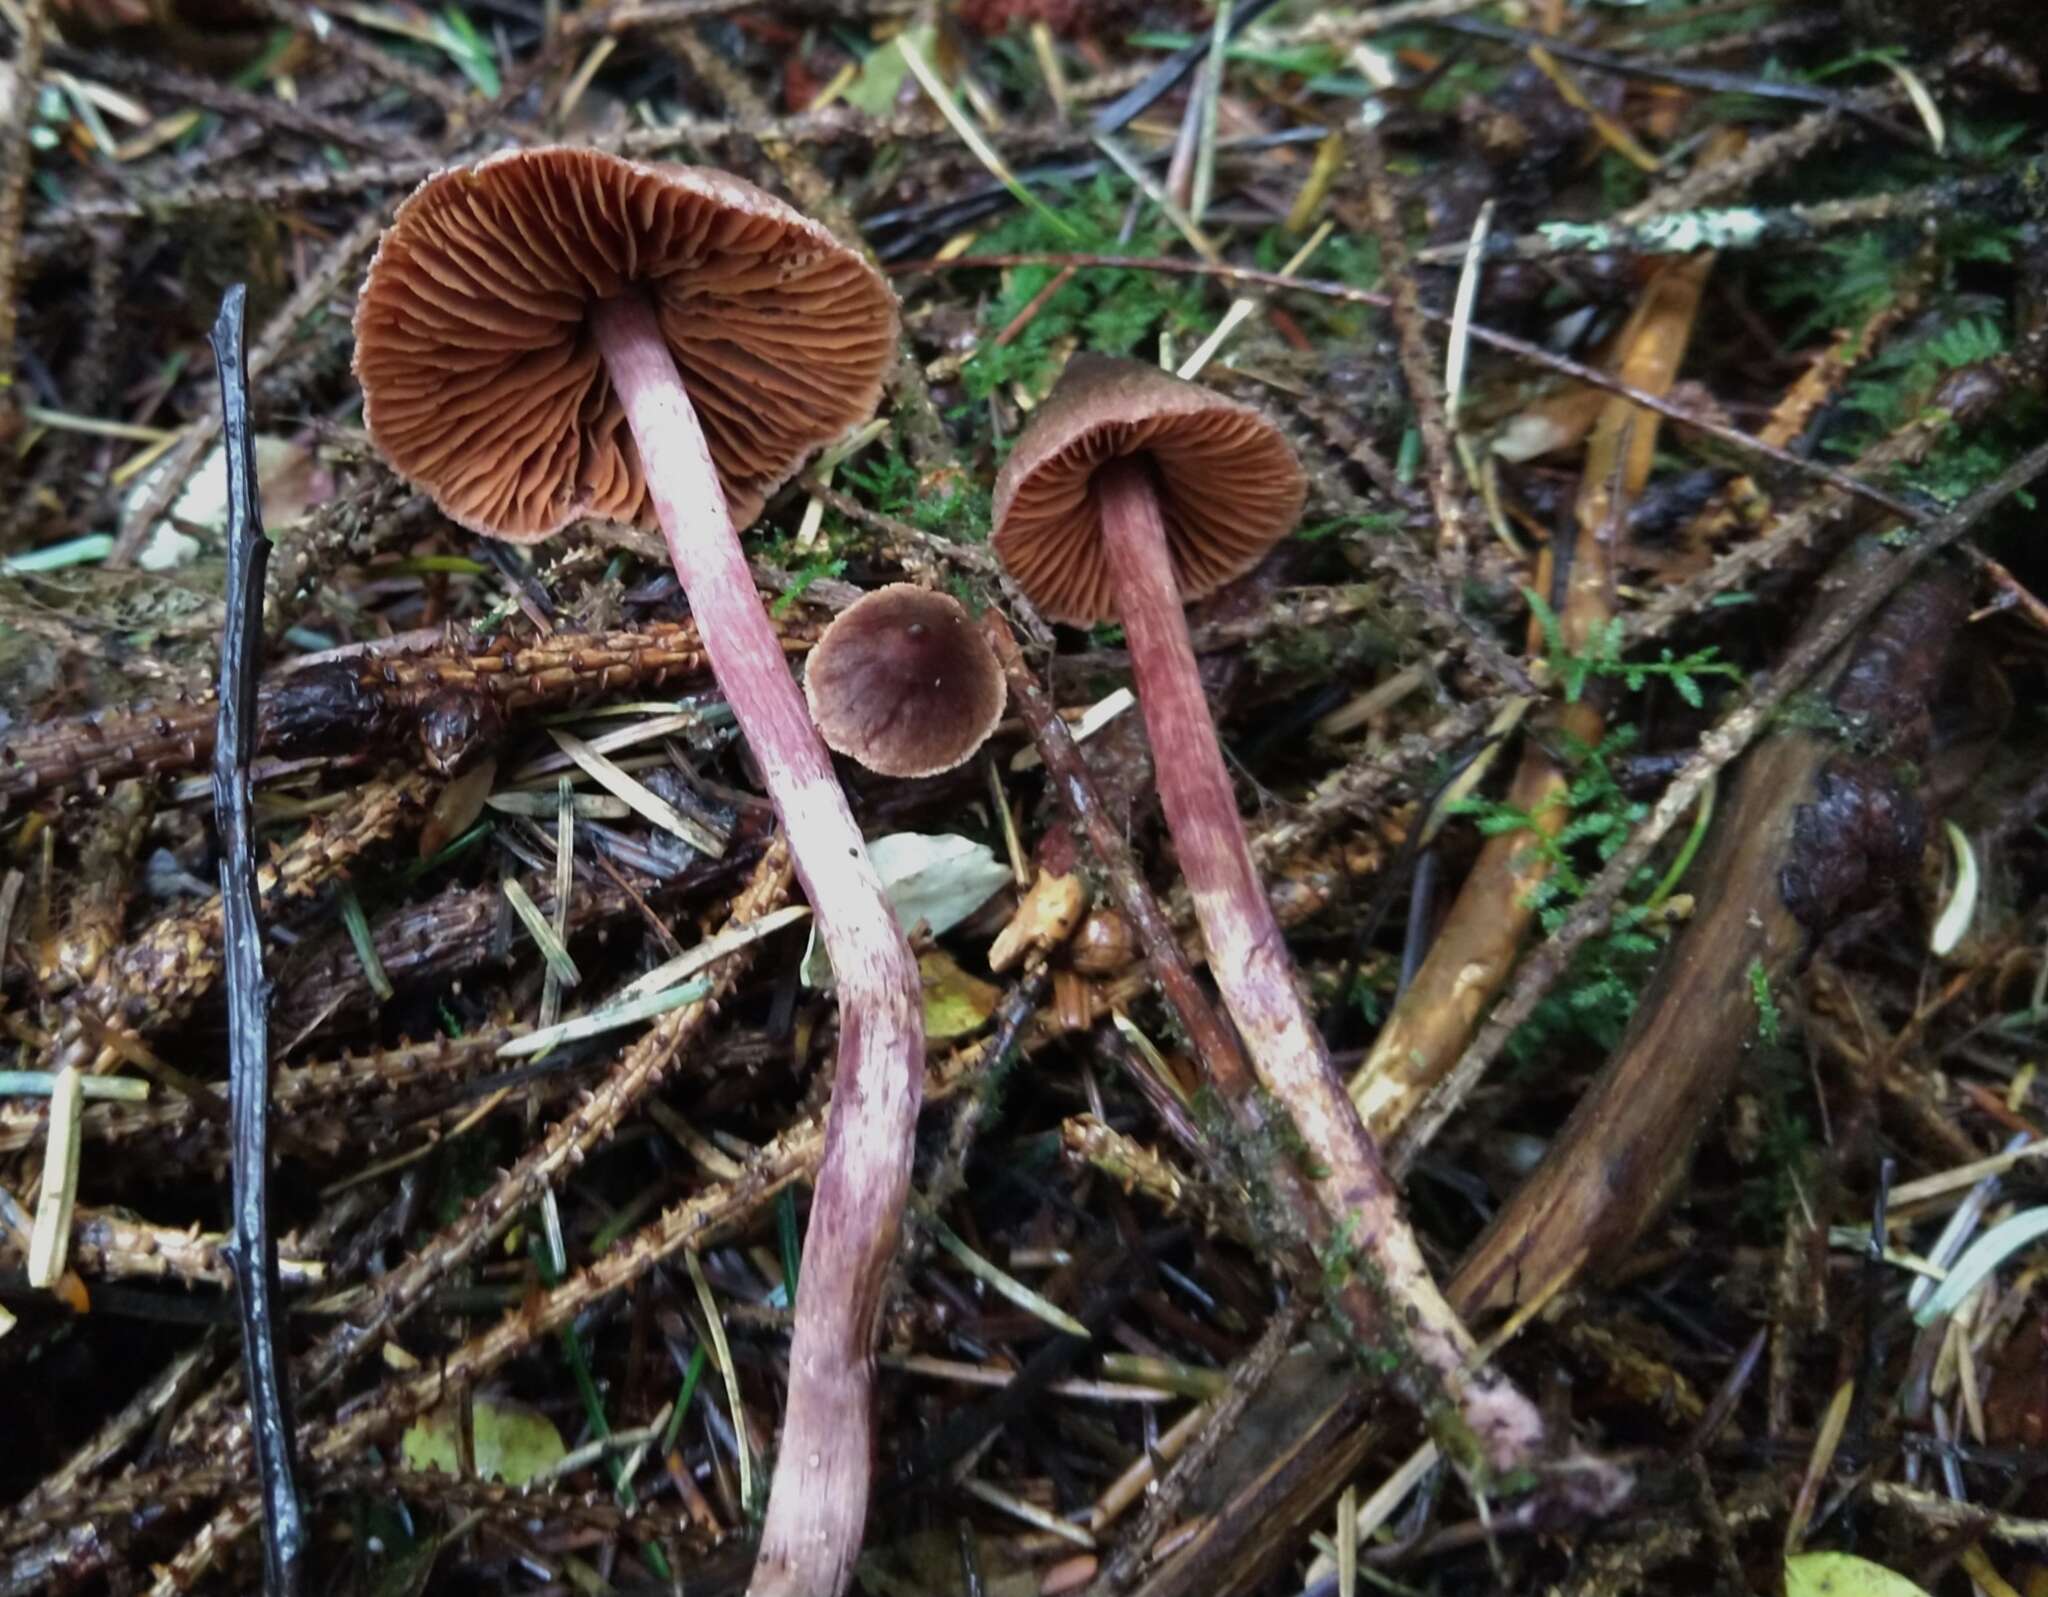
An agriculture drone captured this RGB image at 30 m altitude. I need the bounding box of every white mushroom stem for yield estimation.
[1094,456,1544,1476]
[592,292,923,1597]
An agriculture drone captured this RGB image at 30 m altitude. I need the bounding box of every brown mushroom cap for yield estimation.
[353,147,898,543]
[803,585,1007,779]
[991,353,1306,626]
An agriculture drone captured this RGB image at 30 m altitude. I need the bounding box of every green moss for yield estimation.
[953,176,1218,404]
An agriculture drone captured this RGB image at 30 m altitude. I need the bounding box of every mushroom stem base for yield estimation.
[1093,455,1544,1479]
[590,291,923,1597]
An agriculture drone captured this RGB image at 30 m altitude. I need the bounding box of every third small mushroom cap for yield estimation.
[991,353,1307,626]
[354,146,897,542]
[804,585,1006,779]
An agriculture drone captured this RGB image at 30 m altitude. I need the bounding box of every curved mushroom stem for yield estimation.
[1094,456,1544,1478]
[592,292,922,1597]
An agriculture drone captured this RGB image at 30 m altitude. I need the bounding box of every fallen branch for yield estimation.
[0,1206,324,1291]
[0,617,805,801]
[44,769,436,1068]
[1348,114,1474,566]
[138,1018,1008,1597]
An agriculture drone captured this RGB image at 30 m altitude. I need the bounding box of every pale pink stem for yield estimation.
[1094,456,1543,1476]
[592,293,923,1596]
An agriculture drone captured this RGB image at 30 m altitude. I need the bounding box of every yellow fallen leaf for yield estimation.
[921,950,1001,1041]
[401,1394,566,1486]
[1785,1552,1933,1597]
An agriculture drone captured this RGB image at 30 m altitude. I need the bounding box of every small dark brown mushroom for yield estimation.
[804,585,1005,778]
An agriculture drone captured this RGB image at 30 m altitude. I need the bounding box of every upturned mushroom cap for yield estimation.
[991,353,1306,626]
[803,585,1007,779]
[353,147,898,543]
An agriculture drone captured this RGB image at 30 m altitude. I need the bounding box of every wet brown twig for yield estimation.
[1348,116,1473,567]
[22,114,1086,240]
[49,47,426,158]
[46,769,436,1063]
[270,824,766,1035]
[0,1029,523,1158]
[1623,363,2015,649]
[903,252,1932,526]
[0,616,797,800]
[290,840,790,1384]
[0,1207,325,1291]
[1089,1295,1310,1595]
[139,1012,1007,1597]
[0,1340,219,1547]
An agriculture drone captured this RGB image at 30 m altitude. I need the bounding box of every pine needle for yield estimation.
[496,980,712,1059]
[1111,1011,1190,1107]
[1178,220,1331,379]
[1443,199,1494,419]
[961,1477,1095,1546]
[485,791,632,820]
[1914,1207,2048,1327]
[1929,820,1977,957]
[0,1072,150,1101]
[1010,687,1135,772]
[928,1214,1090,1337]
[502,877,583,989]
[1092,132,1218,264]
[614,904,811,1007]
[27,1065,83,1288]
[549,729,726,857]
[540,776,575,1031]
[337,882,395,1002]
[1189,0,1231,224]
[685,1249,754,1512]
[898,34,1078,244]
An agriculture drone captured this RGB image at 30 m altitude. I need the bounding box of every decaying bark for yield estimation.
[1460,561,1970,1310]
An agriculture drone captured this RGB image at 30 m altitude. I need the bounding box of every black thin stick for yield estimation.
[211,283,304,1597]
[1429,14,1920,135]
[1086,0,1285,134]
